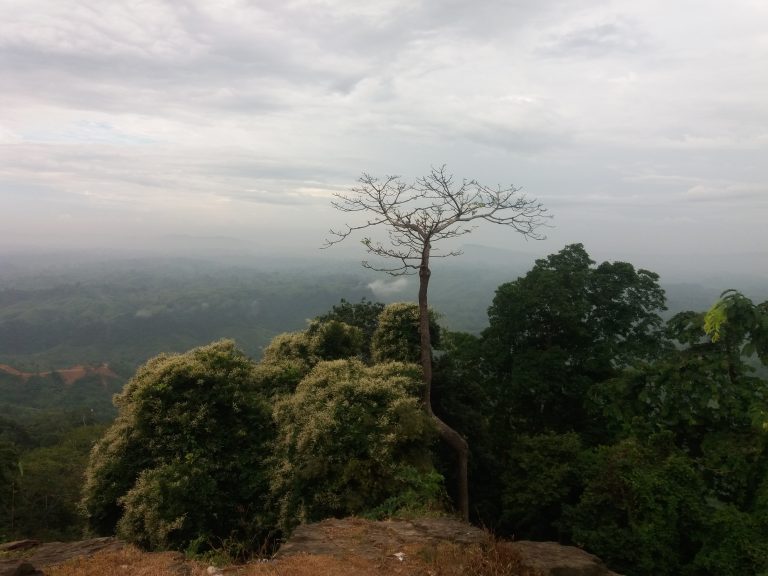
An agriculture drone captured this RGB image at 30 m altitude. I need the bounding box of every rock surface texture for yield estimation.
[0,537,124,576]
[277,517,622,576]
[0,519,622,576]
[503,540,621,576]
[275,516,488,559]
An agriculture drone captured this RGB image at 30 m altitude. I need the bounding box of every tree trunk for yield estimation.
[419,242,470,521]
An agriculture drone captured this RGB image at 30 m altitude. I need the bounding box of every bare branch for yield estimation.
[325,167,550,262]
[324,166,548,522]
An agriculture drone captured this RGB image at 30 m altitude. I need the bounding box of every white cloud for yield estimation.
[685,184,767,203]
[0,0,766,259]
[368,277,410,297]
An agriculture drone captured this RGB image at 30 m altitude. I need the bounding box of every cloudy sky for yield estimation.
[1,0,767,268]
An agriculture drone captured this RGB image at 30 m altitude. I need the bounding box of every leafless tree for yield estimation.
[325,165,548,521]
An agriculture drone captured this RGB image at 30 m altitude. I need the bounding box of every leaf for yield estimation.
[704,301,728,343]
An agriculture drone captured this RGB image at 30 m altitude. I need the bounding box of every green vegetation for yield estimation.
[0,368,125,420]
[81,340,274,552]
[371,302,440,364]
[441,245,768,575]
[2,245,768,575]
[0,413,105,541]
[0,259,374,372]
[272,359,440,529]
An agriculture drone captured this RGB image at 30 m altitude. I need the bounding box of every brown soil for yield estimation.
[0,363,120,387]
[0,364,28,379]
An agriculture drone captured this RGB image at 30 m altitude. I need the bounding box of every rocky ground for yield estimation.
[0,517,620,576]
[276,518,619,576]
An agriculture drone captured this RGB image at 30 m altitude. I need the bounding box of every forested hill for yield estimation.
[3,250,766,372]
[0,256,373,370]
[0,363,124,420]
[1,248,766,418]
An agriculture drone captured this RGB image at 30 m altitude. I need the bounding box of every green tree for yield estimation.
[81,340,274,553]
[326,166,547,519]
[704,289,768,382]
[0,439,19,539]
[566,435,705,576]
[10,425,104,540]
[371,302,440,364]
[592,290,768,449]
[257,319,365,397]
[315,298,385,360]
[499,432,583,540]
[483,243,666,435]
[691,503,768,576]
[584,292,768,575]
[272,359,441,530]
[591,344,767,450]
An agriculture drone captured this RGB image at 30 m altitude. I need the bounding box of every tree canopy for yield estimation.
[271,359,441,530]
[483,243,667,433]
[81,340,274,551]
[326,166,548,273]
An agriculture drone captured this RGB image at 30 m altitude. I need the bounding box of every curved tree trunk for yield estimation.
[419,243,470,521]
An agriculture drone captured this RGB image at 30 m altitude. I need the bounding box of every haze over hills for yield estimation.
[2,242,767,376]
[5,233,768,281]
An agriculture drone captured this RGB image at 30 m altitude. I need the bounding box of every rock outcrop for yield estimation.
[275,516,488,559]
[277,517,622,575]
[0,537,124,576]
[503,540,621,576]
[0,519,622,576]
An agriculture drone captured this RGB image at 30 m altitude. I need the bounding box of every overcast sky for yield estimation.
[1,0,767,271]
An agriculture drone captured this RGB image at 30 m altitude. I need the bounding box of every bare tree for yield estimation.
[325,166,548,521]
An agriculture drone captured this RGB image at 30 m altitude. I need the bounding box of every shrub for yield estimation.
[259,320,364,397]
[371,303,440,364]
[272,359,442,529]
[81,340,274,553]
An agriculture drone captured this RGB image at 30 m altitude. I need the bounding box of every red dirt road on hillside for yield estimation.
[0,363,120,386]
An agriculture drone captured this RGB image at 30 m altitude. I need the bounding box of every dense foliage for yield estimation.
[429,245,768,575]
[0,412,105,541]
[256,319,365,398]
[315,298,385,361]
[3,246,768,575]
[81,340,274,551]
[78,317,443,554]
[272,359,441,530]
[371,302,440,364]
[482,243,667,435]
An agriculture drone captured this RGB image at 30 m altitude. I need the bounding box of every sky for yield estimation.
[1,0,767,272]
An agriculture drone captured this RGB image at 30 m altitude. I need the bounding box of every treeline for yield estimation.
[2,244,768,575]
